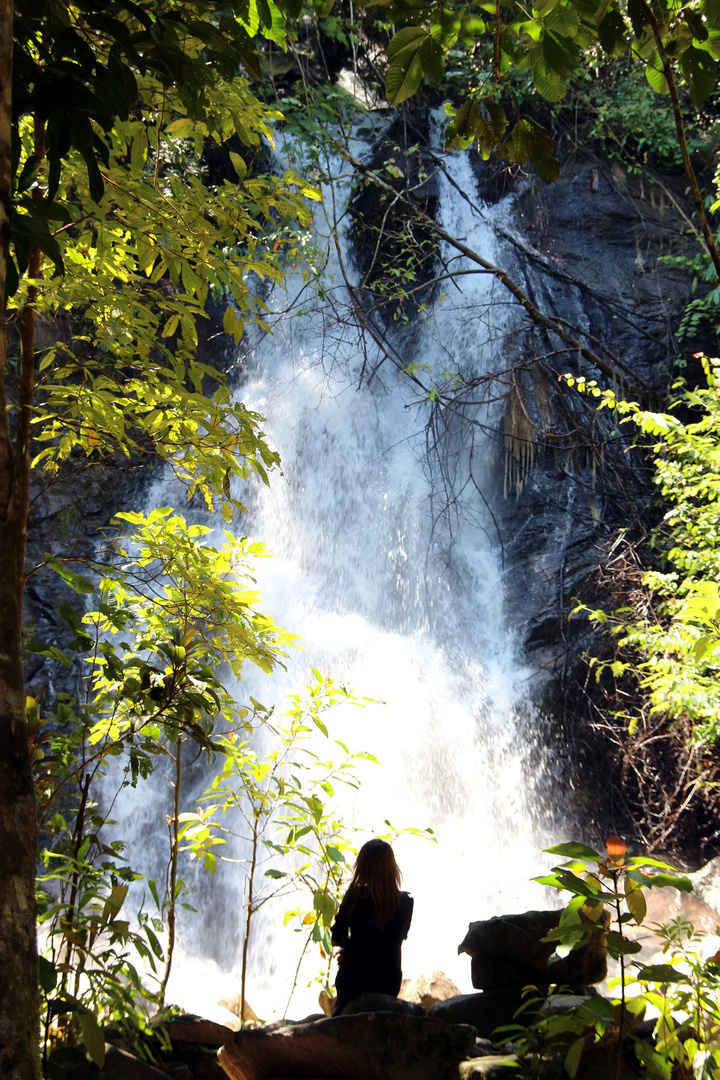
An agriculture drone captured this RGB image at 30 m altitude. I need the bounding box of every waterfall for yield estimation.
[111,127,559,1022]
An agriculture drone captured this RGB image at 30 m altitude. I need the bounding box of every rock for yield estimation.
[163,1065,194,1080]
[218,1012,477,1080]
[102,1045,171,1079]
[400,970,463,1011]
[168,1017,235,1046]
[459,910,609,990]
[538,994,592,1017]
[340,993,425,1017]
[690,856,720,914]
[459,1054,518,1078]
[170,1046,228,1080]
[467,1038,497,1058]
[218,996,259,1024]
[427,990,524,1038]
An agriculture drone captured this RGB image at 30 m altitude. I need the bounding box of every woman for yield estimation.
[331,838,414,1015]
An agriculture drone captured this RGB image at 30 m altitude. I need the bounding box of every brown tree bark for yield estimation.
[0,0,41,1075]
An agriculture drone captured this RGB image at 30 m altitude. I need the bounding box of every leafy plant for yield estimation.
[506,836,711,1080]
[32,508,298,1066]
[178,670,379,1020]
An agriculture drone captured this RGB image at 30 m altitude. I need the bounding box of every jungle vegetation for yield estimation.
[2,0,720,1075]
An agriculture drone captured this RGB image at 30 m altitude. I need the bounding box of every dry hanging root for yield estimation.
[504,385,535,498]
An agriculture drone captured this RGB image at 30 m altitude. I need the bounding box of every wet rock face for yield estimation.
[348,109,441,314]
[512,163,690,383]
[493,164,695,684]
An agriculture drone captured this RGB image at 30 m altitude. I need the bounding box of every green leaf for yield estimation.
[565,1036,585,1079]
[680,45,717,105]
[385,52,424,104]
[534,0,559,16]
[544,842,602,860]
[533,57,568,100]
[636,963,689,983]
[545,3,579,36]
[702,0,720,30]
[646,52,670,93]
[430,6,461,45]
[166,118,196,138]
[79,1012,105,1069]
[44,555,95,595]
[624,878,647,924]
[419,36,445,83]
[605,930,642,956]
[527,127,561,182]
[27,640,73,669]
[38,956,58,994]
[387,25,427,60]
[454,99,482,139]
[501,119,529,163]
[597,6,627,53]
[144,926,164,960]
[229,151,248,180]
[541,31,578,77]
[482,98,508,140]
[640,872,692,892]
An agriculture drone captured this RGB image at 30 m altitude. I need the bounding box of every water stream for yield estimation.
[112,128,559,1021]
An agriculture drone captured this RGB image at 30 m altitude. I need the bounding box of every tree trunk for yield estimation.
[0,0,41,1075]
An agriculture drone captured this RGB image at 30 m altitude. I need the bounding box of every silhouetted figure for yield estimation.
[331,839,413,1015]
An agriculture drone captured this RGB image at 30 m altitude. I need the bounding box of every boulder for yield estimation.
[218,996,260,1025]
[102,1045,171,1079]
[459,1055,518,1079]
[401,970,463,1011]
[340,993,425,1017]
[459,910,609,990]
[690,856,720,914]
[427,991,524,1038]
[218,1012,477,1080]
[168,1017,235,1047]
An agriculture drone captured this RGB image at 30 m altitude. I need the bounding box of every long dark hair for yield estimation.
[344,839,402,928]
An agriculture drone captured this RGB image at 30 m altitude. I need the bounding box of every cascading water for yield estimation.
[111,124,560,1021]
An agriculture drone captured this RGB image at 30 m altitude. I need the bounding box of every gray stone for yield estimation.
[459,909,609,990]
[218,1012,477,1080]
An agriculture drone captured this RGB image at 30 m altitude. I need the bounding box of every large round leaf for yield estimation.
[385,50,425,104]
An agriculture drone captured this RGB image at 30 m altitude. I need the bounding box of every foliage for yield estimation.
[375,0,719,163]
[584,66,710,173]
[9,0,309,292]
[179,670,379,1015]
[32,508,299,1064]
[9,60,321,522]
[566,359,720,751]
[505,837,720,1080]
